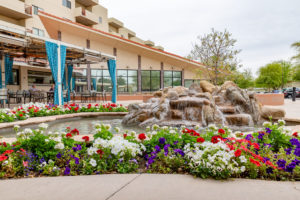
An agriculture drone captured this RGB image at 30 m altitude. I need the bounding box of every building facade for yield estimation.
[0,0,204,99]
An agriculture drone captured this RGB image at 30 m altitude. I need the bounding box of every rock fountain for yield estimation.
[122,81,285,128]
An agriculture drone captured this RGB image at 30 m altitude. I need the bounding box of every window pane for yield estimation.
[141,70,150,77]
[99,17,102,23]
[164,71,172,78]
[128,77,137,93]
[32,28,38,35]
[128,70,137,76]
[151,70,160,77]
[173,71,182,78]
[67,0,71,8]
[142,77,150,91]
[103,77,112,92]
[117,76,127,93]
[117,70,127,76]
[103,70,110,76]
[173,77,182,86]
[151,78,160,91]
[39,30,45,37]
[164,78,172,88]
[184,80,193,88]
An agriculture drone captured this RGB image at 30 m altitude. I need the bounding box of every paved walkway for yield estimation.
[0,174,299,200]
[267,99,300,119]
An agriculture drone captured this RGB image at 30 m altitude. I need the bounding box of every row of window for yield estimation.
[4,69,199,93]
[74,69,183,93]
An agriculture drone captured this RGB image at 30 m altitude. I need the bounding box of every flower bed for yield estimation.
[0,102,127,123]
[0,120,299,180]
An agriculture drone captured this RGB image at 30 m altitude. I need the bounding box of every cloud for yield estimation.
[101,0,300,73]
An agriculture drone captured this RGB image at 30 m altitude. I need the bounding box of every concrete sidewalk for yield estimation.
[0,174,299,200]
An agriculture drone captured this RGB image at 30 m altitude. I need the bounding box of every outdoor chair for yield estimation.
[0,88,9,108]
[71,90,76,103]
[23,90,31,104]
[7,90,17,104]
[31,91,45,103]
[81,91,91,103]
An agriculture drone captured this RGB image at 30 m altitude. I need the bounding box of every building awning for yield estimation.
[0,24,115,65]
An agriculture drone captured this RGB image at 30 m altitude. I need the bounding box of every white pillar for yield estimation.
[57,43,62,105]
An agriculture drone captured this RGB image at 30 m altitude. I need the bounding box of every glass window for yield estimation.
[141,70,161,92]
[184,79,201,88]
[62,0,71,9]
[32,28,44,37]
[163,71,182,88]
[90,69,113,92]
[99,17,102,23]
[117,69,137,93]
[6,69,19,85]
[28,70,53,86]
[33,5,44,15]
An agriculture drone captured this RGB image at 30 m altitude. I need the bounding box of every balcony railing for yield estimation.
[76,0,98,7]
[0,0,32,20]
[74,7,98,26]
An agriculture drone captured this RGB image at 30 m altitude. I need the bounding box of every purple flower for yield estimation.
[119,158,124,163]
[159,137,166,144]
[174,149,185,157]
[173,141,179,145]
[39,158,45,164]
[277,159,286,168]
[64,166,70,175]
[130,159,138,164]
[290,138,300,147]
[74,157,80,165]
[285,148,292,155]
[56,153,62,159]
[266,167,273,174]
[258,133,264,140]
[164,144,170,156]
[72,144,82,152]
[154,145,161,153]
[285,162,296,173]
[263,157,270,163]
[148,158,154,165]
[294,148,300,157]
[263,143,272,148]
[245,134,253,141]
[265,128,272,134]
[293,158,300,165]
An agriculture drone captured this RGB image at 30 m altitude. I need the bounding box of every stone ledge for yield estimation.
[0,112,128,129]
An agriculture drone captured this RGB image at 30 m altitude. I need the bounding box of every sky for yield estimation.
[101,0,300,76]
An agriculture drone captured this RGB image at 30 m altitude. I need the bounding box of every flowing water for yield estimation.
[0,116,144,138]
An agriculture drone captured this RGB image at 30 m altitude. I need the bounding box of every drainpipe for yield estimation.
[138,55,141,93]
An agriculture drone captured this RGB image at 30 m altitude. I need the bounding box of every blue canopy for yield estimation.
[92,78,97,91]
[5,54,14,86]
[107,59,117,103]
[67,64,73,102]
[45,41,66,105]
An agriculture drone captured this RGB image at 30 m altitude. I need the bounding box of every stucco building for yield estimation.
[0,0,204,100]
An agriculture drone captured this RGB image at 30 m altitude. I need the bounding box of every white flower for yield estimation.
[2,160,8,166]
[169,130,176,134]
[87,147,97,155]
[239,156,247,163]
[146,126,151,132]
[152,124,159,130]
[240,166,246,172]
[54,142,64,150]
[278,119,285,126]
[130,131,136,136]
[89,159,97,167]
[39,123,48,130]
[45,139,49,142]
[14,125,20,130]
[114,127,120,133]
[24,128,33,135]
[263,121,272,127]
[104,124,111,130]
[194,125,200,130]
[16,132,24,138]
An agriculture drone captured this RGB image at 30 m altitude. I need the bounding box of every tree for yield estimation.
[190,28,241,85]
[291,41,300,63]
[255,61,293,90]
[293,64,300,81]
[232,68,255,89]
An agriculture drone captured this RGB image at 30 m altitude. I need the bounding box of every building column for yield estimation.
[137,55,141,93]
[87,64,91,91]
[182,68,185,86]
[0,54,4,87]
[20,66,28,90]
[160,62,164,89]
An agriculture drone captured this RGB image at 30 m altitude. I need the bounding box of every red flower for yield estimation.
[196,137,205,143]
[74,107,79,112]
[252,143,260,150]
[0,155,8,161]
[234,149,242,157]
[95,104,99,106]
[227,144,235,151]
[3,150,14,155]
[218,129,225,134]
[293,132,298,137]
[82,136,89,142]
[87,104,92,109]
[0,142,7,147]
[138,133,146,141]
[19,114,23,117]
[211,135,222,144]
[71,128,79,135]
[123,133,127,139]
[249,158,261,167]
[97,149,104,158]
[66,133,72,138]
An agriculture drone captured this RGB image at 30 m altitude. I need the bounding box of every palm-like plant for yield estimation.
[291,41,300,61]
